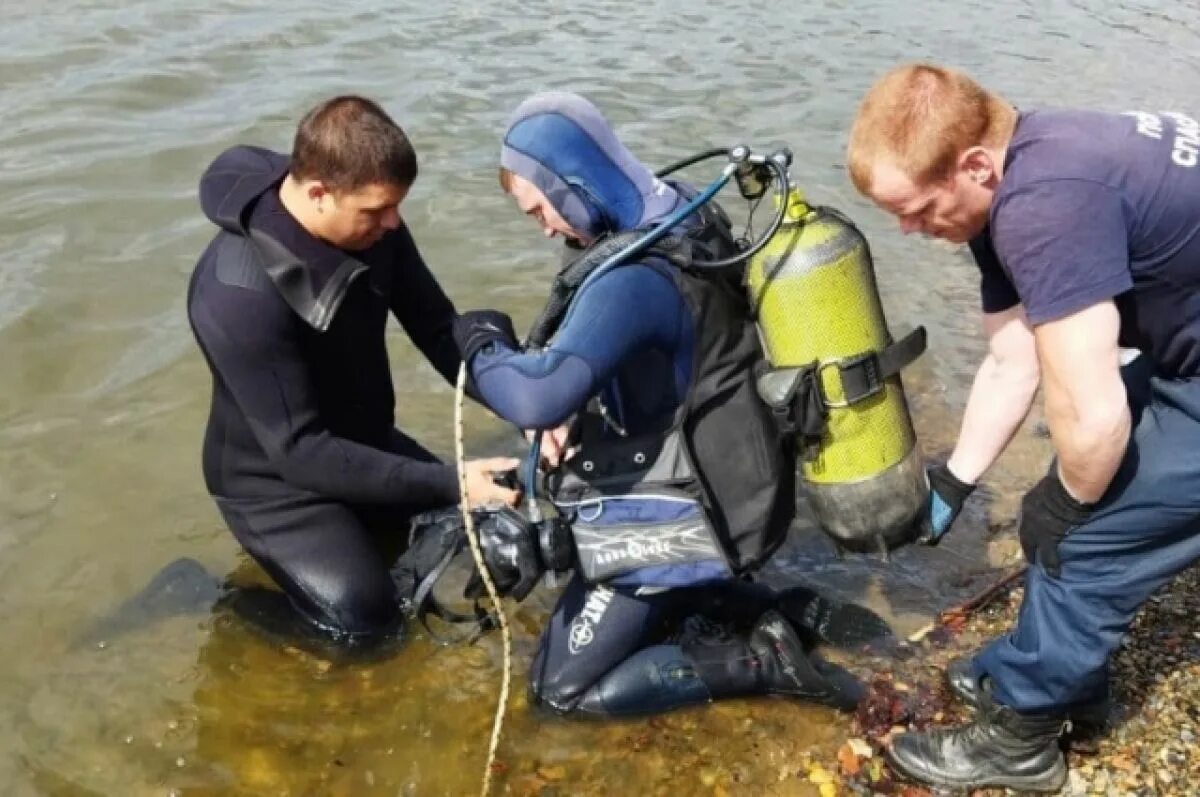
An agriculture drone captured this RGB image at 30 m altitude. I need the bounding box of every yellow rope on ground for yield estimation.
[454,363,512,797]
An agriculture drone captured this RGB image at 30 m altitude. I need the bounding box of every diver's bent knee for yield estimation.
[223,583,403,652]
[527,672,588,716]
[293,581,403,644]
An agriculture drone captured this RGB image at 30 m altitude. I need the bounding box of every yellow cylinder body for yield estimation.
[746,194,926,551]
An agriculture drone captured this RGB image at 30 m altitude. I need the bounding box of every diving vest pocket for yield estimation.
[555,488,726,584]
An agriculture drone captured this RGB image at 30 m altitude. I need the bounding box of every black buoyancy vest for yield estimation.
[542,194,796,576]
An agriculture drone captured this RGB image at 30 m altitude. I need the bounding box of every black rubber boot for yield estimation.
[887,701,1068,792]
[946,655,1111,729]
[574,611,866,716]
[747,610,865,711]
[774,585,897,649]
[576,609,868,715]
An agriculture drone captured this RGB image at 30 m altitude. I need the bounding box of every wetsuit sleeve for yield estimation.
[387,223,463,386]
[192,282,460,505]
[469,263,687,429]
[991,179,1133,325]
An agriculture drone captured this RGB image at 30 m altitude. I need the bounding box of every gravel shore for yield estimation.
[822,564,1200,796]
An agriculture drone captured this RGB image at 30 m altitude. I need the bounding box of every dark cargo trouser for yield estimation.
[977,363,1200,712]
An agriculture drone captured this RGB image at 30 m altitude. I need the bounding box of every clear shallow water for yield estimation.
[2,1,1199,793]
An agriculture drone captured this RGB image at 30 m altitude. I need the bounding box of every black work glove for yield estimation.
[1018,470,1092,578]
[464,506,544,602]
[918,463,976,544]
[453,310,518,363]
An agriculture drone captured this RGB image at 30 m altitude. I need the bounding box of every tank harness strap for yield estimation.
[755,326,926,461]
[820,326,926,408]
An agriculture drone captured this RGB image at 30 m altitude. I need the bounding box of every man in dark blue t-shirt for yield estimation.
[846,63,1200,792]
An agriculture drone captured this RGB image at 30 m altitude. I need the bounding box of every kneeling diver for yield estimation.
[450,92,882,717]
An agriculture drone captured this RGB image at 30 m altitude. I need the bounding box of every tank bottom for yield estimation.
[804,446,927,553]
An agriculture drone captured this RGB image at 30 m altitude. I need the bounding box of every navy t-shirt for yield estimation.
[971,108,1200,376]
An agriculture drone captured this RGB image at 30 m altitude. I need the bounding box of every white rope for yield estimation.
[454,363,512,797]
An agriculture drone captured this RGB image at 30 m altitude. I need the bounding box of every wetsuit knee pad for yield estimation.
[528,647,710,717]
[528,576,685,714]
[574,646,711,716]
[527,647,586,714]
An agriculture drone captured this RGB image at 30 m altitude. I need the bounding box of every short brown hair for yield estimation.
[290,95,418,192]
[498,166,514,192]
[847,63,1014,194]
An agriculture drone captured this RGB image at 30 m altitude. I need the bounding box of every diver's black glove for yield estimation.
[918,463,976,544]
[453,310,518,363]
[465,506,543,602]
[1018,469,1092,578]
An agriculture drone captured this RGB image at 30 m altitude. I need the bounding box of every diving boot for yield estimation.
[573,612,866,716]
[946,655,1112,730]
[572,613,865,716]
[887,701,1068,792]
[749,610,865,711]
[774,585,897,650]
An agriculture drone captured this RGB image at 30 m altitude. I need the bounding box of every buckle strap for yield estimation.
[409,539,463,621]
[416,596,496,647]
[755,363,828,461]
[819,326,926,407]
[405,527,497,647]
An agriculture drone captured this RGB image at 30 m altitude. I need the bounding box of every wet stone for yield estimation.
[1065,768,1088,796]
[537,765,565,781]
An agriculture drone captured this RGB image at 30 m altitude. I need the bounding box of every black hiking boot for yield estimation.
[946,655,1112,733]
[748,610,865,711]
[887,701,1069,792]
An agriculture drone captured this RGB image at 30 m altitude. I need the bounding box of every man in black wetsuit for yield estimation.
[186,95,518,646]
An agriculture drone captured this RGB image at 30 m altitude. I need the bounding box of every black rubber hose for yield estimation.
[655,147,730,177]
[698,154,791,269]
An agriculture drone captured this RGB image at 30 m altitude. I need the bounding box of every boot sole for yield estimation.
[886,746,1068,793]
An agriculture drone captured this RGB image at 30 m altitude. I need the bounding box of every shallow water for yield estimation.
[3,1,1200,794]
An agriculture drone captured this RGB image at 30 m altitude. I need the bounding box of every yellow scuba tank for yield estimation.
[747,188,927,553]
